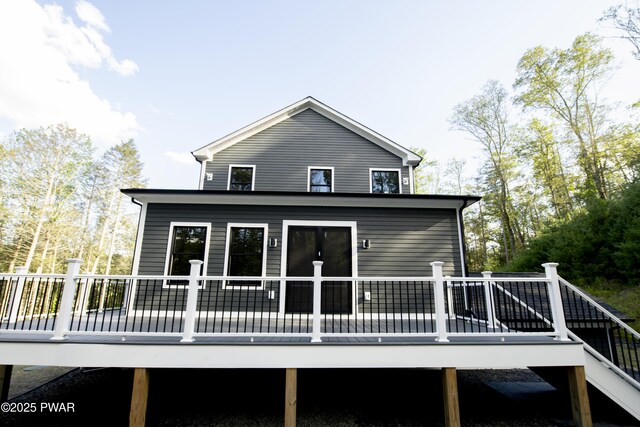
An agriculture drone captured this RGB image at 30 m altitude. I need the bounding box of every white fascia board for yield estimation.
[191,97,422,166]
[0,341,584,369]
[123,192,469,210]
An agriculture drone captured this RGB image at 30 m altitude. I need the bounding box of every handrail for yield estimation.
[569,330,640,391]
[559,277,640,340]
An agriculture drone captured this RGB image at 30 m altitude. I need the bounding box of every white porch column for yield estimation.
[7,267,28,324]
[481,271,497,329]
[181,260,204,343]
[310,261,323,343]
[51,259,82,341]
[543,262,569,341]
[432,261,449,343]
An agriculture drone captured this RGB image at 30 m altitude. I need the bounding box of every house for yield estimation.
[1,97,639,427]
[123,97,477,316]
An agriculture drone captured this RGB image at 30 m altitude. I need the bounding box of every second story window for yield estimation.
[370,169,401,194]
[308,167,333,192]
[228,165,255,191]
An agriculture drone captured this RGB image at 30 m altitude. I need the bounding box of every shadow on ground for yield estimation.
[2,367,639,426]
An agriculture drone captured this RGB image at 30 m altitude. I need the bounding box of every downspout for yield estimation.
[129,197,146,275]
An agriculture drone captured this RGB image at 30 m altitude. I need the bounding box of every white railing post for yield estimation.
[482,271,497,329]
[311,261,323,343]
[431,261,449,342]
[543,262,569,341]
[7,267,28,324]
[445,276,454,318]
[181,260,204,343]
[51,259,83,340]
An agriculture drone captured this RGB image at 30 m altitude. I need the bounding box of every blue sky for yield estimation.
[1,0,638,189]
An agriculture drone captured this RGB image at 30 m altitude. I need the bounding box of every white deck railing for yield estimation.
[0,259,570,343]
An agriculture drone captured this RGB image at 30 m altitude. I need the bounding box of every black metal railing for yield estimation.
[0,261,576,343]
[559,278,640,383]
[0,275,65,332]
[320,280,436,335]
[446,279,555,334]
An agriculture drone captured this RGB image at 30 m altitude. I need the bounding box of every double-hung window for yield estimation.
[228,165,255,191]
[370,169,401,194]
[308,167,334,192]
[164,222,211,286]
[223,224,268,288]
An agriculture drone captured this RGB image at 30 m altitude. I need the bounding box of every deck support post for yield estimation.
[310,261,323,343]
[0,365,13,403]
[51,259,82,341]
[543,263,569,341]
[7,267,27,324]
[567,366,592,427]
[284,368,297,427]
[129,368,150,427]
[442,367,460,427]
[181,260,204,343]
[431,261,449,342]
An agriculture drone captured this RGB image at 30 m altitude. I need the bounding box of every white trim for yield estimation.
[191,97,422,166]
[227,164,256,191]
[0,341,585,369]
[307,166,334,192]
[198,160,207,190]
[131,201,147,276]
[162,222,212,288]
[279,220,358,315]
[455,207,467,277]
[222,223,269,289]
[369,168,402,194]
[123,191,475,210]
[408,165,414,194]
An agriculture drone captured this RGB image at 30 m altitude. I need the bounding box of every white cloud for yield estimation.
[75,0,110,33]
[164,151,196,166]
[0,0,140,147]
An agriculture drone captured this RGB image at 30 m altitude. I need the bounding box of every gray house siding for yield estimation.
[133,203,461,312]
[138,203,461,277]
[202,109,412,194]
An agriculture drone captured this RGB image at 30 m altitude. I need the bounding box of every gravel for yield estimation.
[2,367,638,426]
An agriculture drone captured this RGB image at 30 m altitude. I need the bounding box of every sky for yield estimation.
[0,0,638,190]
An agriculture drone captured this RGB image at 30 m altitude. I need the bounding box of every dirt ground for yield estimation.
[6,366,75,400]
[2,367,639,426]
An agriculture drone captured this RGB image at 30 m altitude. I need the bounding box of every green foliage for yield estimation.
[508,182,640,285]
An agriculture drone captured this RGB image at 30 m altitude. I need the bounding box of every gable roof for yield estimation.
[191,96,422,166]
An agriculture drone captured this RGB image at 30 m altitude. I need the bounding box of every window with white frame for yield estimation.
[223,224,268,287]
[370,169,401,194]
[228,165,255,191]
[164,223,210,285]
[308,167,333,192]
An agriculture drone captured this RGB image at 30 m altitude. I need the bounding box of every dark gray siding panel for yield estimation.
[138,203,461,278]
[202,109,411,193]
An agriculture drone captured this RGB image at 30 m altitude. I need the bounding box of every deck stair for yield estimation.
[557,277,640,420]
